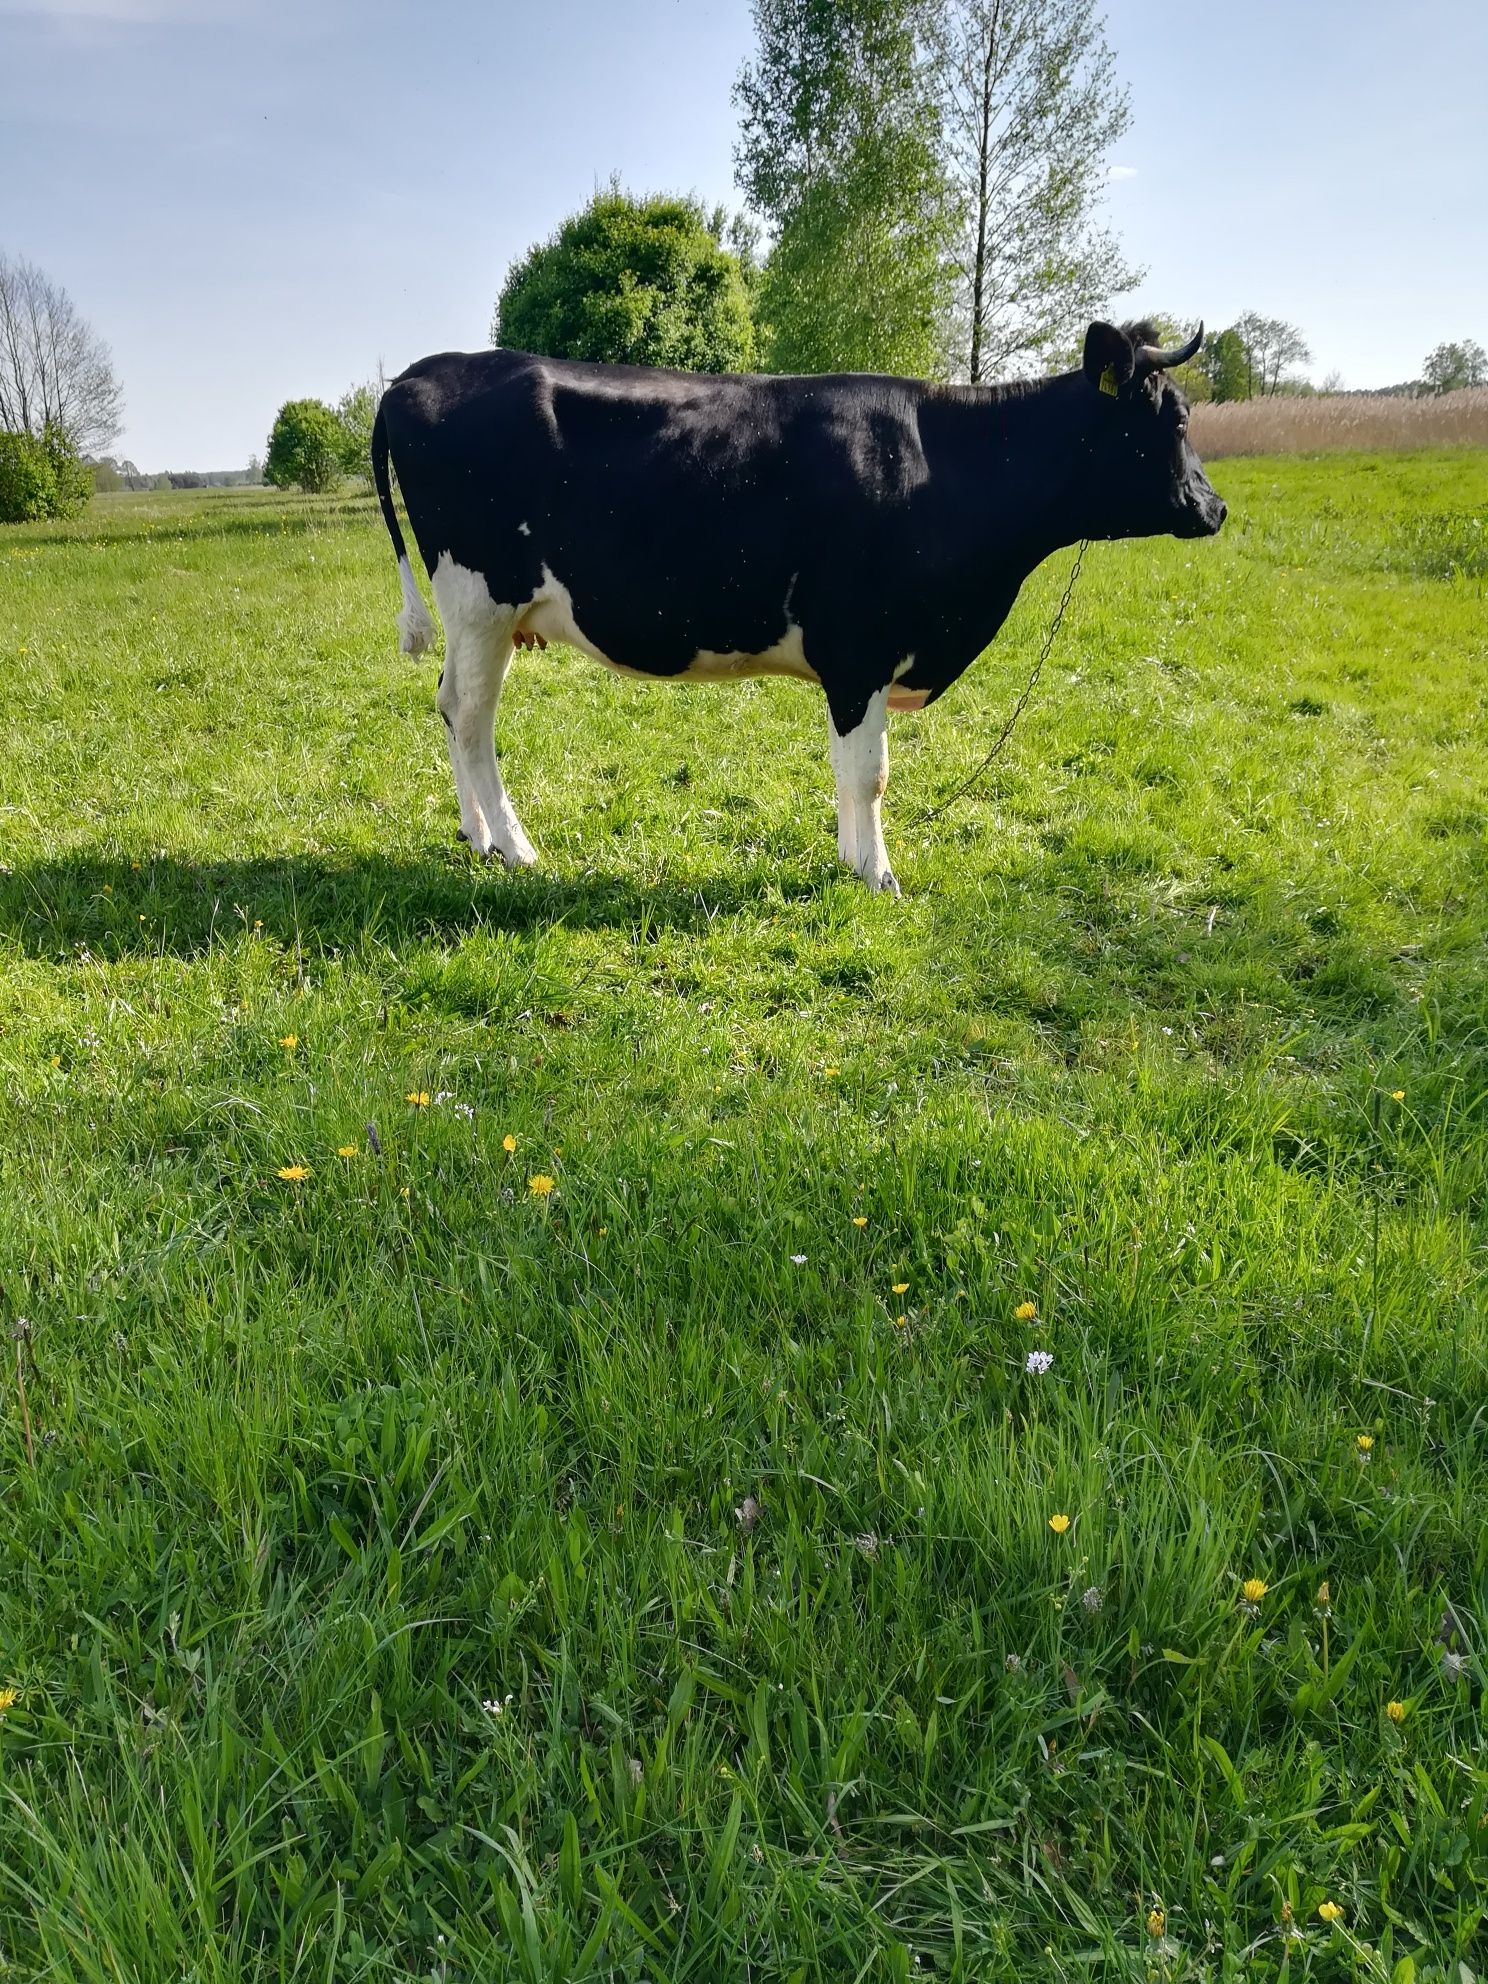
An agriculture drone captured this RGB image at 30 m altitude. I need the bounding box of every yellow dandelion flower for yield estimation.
[1317,1901,1343,1924]
[337,1144,359,1158]
[1048,1513,1071,1534]
[502,1134,516,1153]
[50,1054,61,1067]
[852,1215,868,1227]
[102,883,112,894]
[1146,1908,1165,1938]
[528,1173,556,1197]
[0,1686,18,1714]
[1390,1089,1404,1100]
[1386,1699,1405,1723]
[597,1225,608,1236]
[406,1090,430,1107]
[280,1034,297,1050]
[1356,1433,1374,1452]
[894,1314,908,1328]
[1242,1577,1268,1604]
[277,1164,310,1182]
[891,1282,909,1295]
[823,1065,839,1077]
[1014,1300,1037,1320]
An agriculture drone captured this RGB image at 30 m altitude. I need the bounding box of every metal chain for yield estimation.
[916,537,1089,822]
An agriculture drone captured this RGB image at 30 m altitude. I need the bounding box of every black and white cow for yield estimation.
[371,320,1224,893]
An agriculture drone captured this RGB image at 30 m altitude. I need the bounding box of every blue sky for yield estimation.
[3,0,1484,468]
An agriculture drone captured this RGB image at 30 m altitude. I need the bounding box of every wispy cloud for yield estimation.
[1107,164,1139,182]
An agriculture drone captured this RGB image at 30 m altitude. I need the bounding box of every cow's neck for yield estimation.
[925,371,1097,571]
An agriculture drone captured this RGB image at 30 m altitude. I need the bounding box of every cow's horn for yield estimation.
[1136,322,1203,372]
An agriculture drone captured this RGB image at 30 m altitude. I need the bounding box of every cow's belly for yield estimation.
[520,565,818,686]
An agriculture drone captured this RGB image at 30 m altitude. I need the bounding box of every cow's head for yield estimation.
[1079,321,1226,541]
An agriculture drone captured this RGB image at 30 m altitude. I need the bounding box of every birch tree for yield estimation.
[927,0,1138,381]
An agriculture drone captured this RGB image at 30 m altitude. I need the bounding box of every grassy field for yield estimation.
[1,450,1487,1980]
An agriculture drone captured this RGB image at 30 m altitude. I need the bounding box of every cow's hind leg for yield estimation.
[431,559,537,868]
[827,685,897,895]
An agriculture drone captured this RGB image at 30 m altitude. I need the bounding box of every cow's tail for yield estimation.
[373,398,437,657]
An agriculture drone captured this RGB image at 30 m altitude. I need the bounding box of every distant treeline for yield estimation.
[90,458,265,492]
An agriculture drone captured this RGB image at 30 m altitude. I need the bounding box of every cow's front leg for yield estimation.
[431,560,537,868]
[827,685,897,895]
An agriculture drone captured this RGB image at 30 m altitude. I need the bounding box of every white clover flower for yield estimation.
[1025,1349,1054,1375]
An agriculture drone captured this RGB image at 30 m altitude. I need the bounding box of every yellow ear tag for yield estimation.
[1099,365,1119,397]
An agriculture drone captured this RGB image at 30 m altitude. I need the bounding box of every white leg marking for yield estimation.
[828,688,897,895]
[397,555,437,655]
[431,555,537,868]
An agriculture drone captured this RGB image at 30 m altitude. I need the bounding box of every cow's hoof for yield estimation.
[486,841,538,870]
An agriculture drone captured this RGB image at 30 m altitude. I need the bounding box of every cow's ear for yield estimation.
[1083,322,1135,399]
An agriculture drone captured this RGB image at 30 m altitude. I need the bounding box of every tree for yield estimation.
[264,399,344,493]
[335,380,381,484]
[0,254,123,455]
[1197,326,1251,403]
[494,187,756,373]
[926,0,1139,382]
[1422,340,1487,393]
[1233,312,1311,396]
[735,0,954,376]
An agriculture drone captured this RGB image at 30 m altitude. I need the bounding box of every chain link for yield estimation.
[916,537,1089,823]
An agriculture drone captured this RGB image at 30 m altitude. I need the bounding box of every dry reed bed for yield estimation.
[1192,388,1488,457]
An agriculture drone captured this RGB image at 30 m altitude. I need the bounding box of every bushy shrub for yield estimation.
[0,431,58,522]
[494,188,756,373]
[0,425,93,523]
[264,399,345,493]
[44,424,94,517]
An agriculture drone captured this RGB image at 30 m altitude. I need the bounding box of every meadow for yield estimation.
[1,448,1486,1980]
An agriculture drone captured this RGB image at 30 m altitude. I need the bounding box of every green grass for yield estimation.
[1,450,1487,1980]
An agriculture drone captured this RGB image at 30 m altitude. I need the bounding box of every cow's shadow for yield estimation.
[0,848,823,961]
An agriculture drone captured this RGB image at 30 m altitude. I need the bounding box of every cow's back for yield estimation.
[380,351,935,675]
